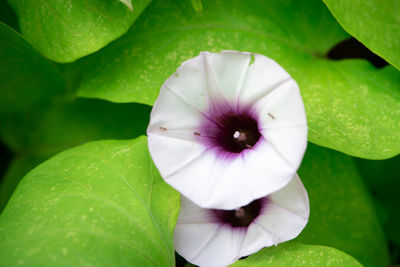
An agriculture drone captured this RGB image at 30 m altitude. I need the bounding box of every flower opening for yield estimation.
[200,108,261,154]
[212,197,265,227]
[147,51,308,209]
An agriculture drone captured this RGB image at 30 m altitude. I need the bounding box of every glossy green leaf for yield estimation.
[8,0,152,62]
[323,0,400,70]
[296,143,389,267]
[356,155,400,246]
[0,22,66,114]
[0,98,151,155]
[231,242,362,267]
[0,154,46,212]
[0,137,179,266]
[74,0,400,159]
[303,60,400,159]
[75,0,347,104]
[0,98,151,211]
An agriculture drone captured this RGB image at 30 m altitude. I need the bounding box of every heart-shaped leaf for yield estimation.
[74,0,400,159]
[231,242,362,267]
[0,136,179,266]
[8,0,152,62]
[323,0,400,70]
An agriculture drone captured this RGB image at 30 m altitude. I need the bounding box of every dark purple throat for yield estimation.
[201,108,261,154]
[212,198,265,227]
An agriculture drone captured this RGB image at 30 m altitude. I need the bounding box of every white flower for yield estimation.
[174,174,309,267]
[147,51,307,209]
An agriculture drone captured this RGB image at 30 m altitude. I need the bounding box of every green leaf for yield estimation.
[0,98,151,155]
[0,98,151,211]
[0,22,66,114]
[8,0,152,62]
[0,0,19,30]
[231,242,362,267]
[74,0,400,159]
[0,155,47,213]
[296,143,389,267]
[323,0,400,70]
[0,137,179,266]
[303,61,400,159]
[355,155,400,246]
[75,0,347,104]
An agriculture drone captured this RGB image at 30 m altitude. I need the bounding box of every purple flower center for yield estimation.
[203,111,261,153]
[212,198,265,227]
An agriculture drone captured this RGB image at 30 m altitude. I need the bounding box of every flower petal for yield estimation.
[239,174,309,257]
[161,139,295,210]
[174,197,247,267]
[174,223,221,262]
[174,175,309,266]
[163,147,251,209]
[176,195,217,224]
[254,79,308,169]
[148,62,207,134]
[163,53,210,113]
[147,134,207,180]
[255,78,307,129]
[204,51,252,105]
[205,153,256,209]
[261,125,308,171]
[239,53,292,106]
[240,138,296,202]
[190,226,245,267]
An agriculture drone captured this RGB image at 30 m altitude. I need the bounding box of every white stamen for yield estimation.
[233,131,240,139]
[234,208,245,218]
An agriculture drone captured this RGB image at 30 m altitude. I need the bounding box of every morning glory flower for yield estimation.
[174,174,309,267]
[147,51,307,209]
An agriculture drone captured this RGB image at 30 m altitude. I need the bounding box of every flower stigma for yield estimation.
[212,198,264,227]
